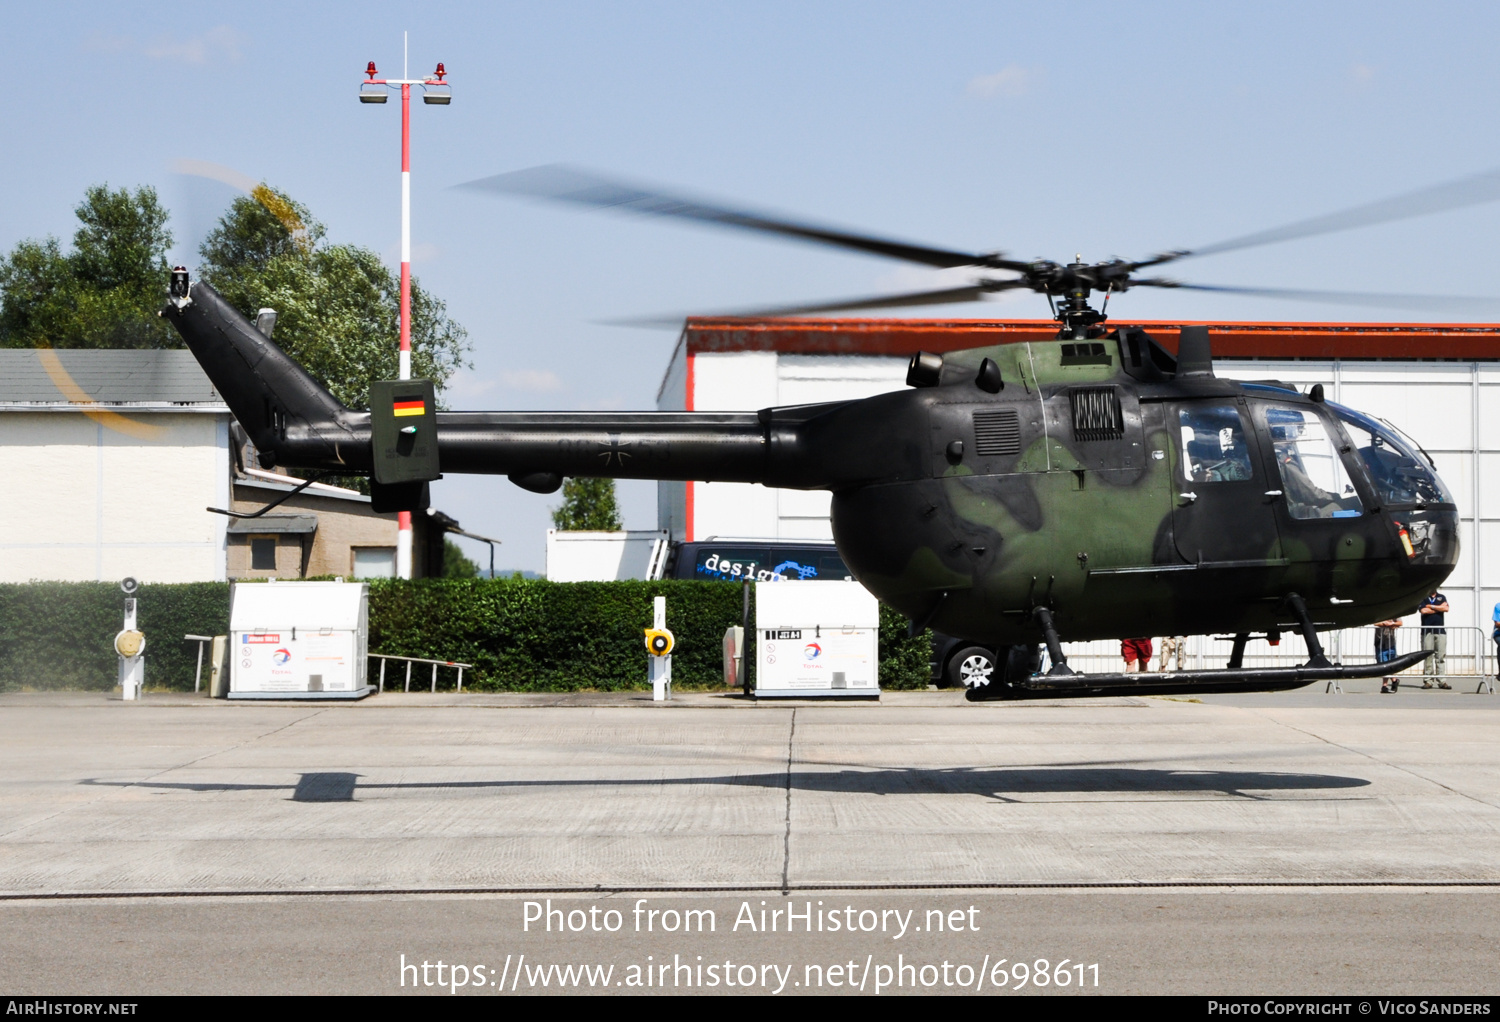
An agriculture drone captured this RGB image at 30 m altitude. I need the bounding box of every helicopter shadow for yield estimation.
[79,765,1371,804]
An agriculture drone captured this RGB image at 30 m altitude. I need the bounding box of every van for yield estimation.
[665,539,853,583]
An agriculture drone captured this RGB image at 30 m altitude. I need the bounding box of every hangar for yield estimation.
[658,317,1500,642]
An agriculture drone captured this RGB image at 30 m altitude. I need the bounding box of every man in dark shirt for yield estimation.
[1420,591,1450,689]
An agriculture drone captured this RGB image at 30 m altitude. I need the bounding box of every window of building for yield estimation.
[250,537,277,570]
[353,547,397,579]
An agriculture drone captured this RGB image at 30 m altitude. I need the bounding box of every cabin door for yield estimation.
[1165,398,1284,567]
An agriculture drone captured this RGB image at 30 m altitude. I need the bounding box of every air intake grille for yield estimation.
[973,409,1022,456]
[1070,387,1124,442]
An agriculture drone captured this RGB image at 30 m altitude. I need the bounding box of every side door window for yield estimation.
[1264,406,1363,520]
[1165,400,1280,565]
[1177,404,1255,484]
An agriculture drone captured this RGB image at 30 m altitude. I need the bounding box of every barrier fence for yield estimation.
[1054,626,1495,680]
[371,653,474,693]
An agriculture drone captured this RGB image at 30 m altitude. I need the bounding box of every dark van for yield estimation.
[665,539,853,583]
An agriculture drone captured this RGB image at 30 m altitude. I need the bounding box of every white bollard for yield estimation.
[115,596,145,701]
[649,595,672,701]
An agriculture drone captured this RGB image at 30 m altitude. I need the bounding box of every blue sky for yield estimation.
[7,2,1500,570]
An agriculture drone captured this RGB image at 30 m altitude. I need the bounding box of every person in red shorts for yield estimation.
[1121,637,1153,673]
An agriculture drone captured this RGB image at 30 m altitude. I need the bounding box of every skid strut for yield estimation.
[1284,592,1332,669]
[1032,606,1074,676]
[1227,633,1249,671]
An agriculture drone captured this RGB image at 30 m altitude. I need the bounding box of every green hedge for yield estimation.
[0,582,230,692]
[0,579,931,692]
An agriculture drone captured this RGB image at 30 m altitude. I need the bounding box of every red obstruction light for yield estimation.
[433,62,446,80]
[365,61,378,79]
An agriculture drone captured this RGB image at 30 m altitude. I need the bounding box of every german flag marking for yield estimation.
[393,399,425,417]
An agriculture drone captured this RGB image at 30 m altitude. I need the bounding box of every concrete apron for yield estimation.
[1,689,1499,894]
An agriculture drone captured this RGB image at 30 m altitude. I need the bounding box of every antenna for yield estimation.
[403,31,408,79]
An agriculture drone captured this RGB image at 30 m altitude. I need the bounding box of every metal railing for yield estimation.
[1051,626,1493,685]
[183,634,216,692]
[371,653,474,693]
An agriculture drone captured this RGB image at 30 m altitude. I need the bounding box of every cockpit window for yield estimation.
[1264,406,1364,520]
[1177,405,1254,483]
[1332,403,1454,507]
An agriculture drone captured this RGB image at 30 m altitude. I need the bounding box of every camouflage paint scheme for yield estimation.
[830,335,1457,645]
[164,280,1458,656]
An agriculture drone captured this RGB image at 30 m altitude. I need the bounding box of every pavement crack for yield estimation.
[1250,708,1500,812]
[781,708,796,895]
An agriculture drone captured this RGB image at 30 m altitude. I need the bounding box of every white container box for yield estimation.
[228,580,371,699]
[755,580,879,699]
[545,530,670,581]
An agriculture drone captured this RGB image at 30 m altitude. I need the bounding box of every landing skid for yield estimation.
[967,649,1432,700]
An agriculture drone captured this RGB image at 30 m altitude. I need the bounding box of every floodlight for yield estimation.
[360,86,388,104]
[422,87,451,105]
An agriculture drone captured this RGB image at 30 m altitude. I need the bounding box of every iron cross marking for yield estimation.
[598,433,633,466]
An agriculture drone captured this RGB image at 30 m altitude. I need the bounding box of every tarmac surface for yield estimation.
[2,682,1498,995]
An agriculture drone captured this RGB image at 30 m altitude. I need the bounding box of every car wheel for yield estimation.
[946,646,998,689]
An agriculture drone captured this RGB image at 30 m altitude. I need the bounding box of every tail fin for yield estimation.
[162,273,364,470]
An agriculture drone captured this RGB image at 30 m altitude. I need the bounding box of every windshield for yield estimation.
[1331,401,1454,507]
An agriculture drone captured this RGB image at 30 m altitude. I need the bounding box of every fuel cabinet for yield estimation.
[754,580,879,699]
[228,580,371,700]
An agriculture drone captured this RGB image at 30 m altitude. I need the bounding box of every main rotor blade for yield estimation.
[727,281,1032,317]
[604,281,1033,328]
[1136,165,1500,269]
[1135,278,1500,313]
[458,165,1033,272]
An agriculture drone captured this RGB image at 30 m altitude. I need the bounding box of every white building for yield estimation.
[657,317,1500,639]
[0,349,231,583]
[0,349,460,584]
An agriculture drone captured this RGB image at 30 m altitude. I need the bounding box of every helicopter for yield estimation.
[160,165,1494,699]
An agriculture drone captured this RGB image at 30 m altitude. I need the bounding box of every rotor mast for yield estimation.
[1050,258,1109,339]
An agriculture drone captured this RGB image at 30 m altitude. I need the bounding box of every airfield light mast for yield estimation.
[359,37,451,579]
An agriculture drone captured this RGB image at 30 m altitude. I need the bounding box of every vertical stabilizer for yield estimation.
[161,274,365,469]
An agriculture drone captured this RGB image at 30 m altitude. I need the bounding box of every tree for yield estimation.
[0,185,177,348]
[550,477,622,531]
[442,539,479,578]
[198,186,470,409]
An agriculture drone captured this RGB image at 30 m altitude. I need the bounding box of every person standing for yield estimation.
[1419,591,1450,689]
[1375,616,1402,694]
[1158,636,1185,672]
[1121,637,1153,673]
[1492,601,1500,681]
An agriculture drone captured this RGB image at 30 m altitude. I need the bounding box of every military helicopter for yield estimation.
[161,165,1493,699]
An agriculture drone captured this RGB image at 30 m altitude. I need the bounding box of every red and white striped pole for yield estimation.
[361,41,450,579]
[396,76,413,578]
